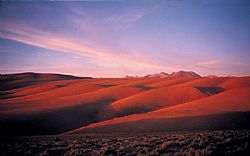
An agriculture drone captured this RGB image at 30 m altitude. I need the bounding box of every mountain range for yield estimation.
[126,71,201,78]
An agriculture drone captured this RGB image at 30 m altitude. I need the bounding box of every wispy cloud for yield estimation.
[68,8,147,40]
[194,60,250,76]
[105,12,145,31]
[196,60,219,66]
[196,60,219,69]
[0,19,175,77]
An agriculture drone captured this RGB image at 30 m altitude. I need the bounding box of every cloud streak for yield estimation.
[194,60,250,76]
[2,2,249,77]
[0,19,175,77]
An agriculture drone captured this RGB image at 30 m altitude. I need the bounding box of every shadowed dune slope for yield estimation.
[70,112,250,133]
[70,87,250,133]
[0,72,88,91]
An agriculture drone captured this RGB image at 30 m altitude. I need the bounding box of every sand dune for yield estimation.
[0,75,146,136]
[1,72,249,136]
[2,80,103,101]
[219,76,250,89]
[0,85,144,115]
[70,87,250,133]
[173,77,230,88]
[112,86,207,115]
[0,72,86,91]
[173,76,250,90]
[0,79,84,99]
[0,77,142,102]
[70,112,250,134]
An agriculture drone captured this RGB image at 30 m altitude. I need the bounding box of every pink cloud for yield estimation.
[0,20,176,77]
[194,60,250,76]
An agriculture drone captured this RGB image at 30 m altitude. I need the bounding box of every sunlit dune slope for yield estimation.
[172,76,250,89]
[70,87,250,133]
[56,85,143,109]
[2,80,104,101]
[173,77,230,88]
[0,76,205,114]
[112,86,207,115]
[218,77,250,89]
[0,85,143,115]
[111,77,249,115]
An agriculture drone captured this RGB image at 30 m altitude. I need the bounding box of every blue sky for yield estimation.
[0,0,250,77]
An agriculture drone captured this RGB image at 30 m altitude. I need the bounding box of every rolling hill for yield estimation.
[0,72,249,136]
[70,87,250,133]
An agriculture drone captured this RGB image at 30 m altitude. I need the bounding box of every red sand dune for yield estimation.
[3,80,104,102]
[0,72,85,91]
[1,72,250,136]
[71,87,250,133]
[173,77,230,88]
[0,85,143,115]
[112,86,207,114]
[0,77,142,102]
[4,79,84,98]
[174,76,250,90]
[218,77,250,89]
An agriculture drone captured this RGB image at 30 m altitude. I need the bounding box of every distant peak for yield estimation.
[144,72,169,78]
[206,75,218,78]
[124,75,139,78]
[170,71,201,78]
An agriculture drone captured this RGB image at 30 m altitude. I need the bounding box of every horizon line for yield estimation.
[1,71,249,78]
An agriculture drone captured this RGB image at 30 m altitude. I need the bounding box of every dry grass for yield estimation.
[1,130,249,156]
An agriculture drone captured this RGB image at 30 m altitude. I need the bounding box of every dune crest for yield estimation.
[0,72,249,136]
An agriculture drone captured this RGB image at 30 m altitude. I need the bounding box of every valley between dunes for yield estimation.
[0,72,249,136]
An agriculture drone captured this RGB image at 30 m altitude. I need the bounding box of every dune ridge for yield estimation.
[0,72,249,136]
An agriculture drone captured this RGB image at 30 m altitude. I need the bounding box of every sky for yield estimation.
[0,0,250,77]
